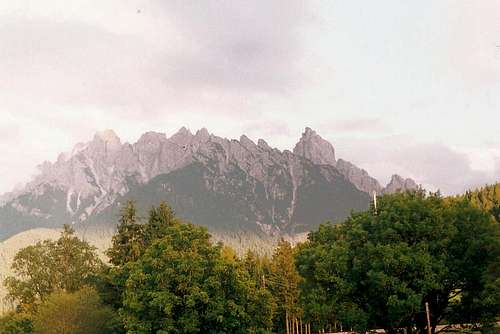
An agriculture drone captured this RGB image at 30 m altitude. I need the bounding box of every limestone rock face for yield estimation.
[293,127,336,166]
[384,174,418,193]
[0,127,417,240]
[336,159,383,194]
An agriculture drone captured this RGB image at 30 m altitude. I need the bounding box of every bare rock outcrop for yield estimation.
[336,159,383,194]
[0,126,418,240]
[384,174,418,193]
[293,127,336,166]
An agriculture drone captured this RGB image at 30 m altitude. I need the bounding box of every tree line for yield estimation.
[0,187,498,333]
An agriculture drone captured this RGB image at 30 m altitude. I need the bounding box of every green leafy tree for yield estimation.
[4,225,102,308]
[54,225,103,292]
[296,190,499,333]
[462,183,500,223]
[4,240,57,307]
[268,239,302,334]
[33,287,121,334]
[0,312,33,334]
[296,224,366,333]
[121,220,274,333]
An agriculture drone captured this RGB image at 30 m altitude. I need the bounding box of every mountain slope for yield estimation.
[0,127,416,240]
[93,159,369,235]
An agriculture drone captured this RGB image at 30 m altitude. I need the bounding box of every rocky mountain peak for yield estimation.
[239,135,258,151]
[336,159,382,194]
[170,127,194,147]
[90,129,122,155]
[195,128,210,142]
[0,126,423,241]
[94,129,121,145]
[293,127,336,166]
[304,127,315,136]
[137,131,167,145]
[257,139,271,151]
[384,174,418,193]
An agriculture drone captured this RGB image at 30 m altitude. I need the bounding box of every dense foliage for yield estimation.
[462,183,500,222]
[1,189,498,333]
[268,240,302,334]
[4,225,103,308]
[33,287,121,334]
[104,201,276,333]
[296,190,499,333]
[0,312,33,334]
[1,226,106,333]
[121,222,274,333]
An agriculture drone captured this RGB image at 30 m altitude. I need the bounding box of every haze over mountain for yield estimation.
[0,127,417,241]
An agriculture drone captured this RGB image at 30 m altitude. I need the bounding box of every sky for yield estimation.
[0,0,499,195]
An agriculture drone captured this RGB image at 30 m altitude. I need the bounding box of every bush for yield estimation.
[33,287,121,334]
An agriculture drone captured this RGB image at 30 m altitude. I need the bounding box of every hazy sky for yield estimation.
[0,0,499,195]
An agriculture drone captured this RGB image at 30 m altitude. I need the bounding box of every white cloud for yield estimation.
[0,0,498,194]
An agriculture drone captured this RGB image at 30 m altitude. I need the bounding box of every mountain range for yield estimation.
[0,127,417,241]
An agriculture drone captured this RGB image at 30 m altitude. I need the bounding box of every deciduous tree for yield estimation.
[121,221,274,333]
[296,190,499,333]
[4,225,102,308]
[33,287,120,334]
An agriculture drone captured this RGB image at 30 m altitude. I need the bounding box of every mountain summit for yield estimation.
[0,128,417,240]
[293,127,336,166]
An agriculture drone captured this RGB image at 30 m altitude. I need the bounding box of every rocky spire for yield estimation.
[257,139,271,151]
[169,127,194,147]
[91,129,122,154]
[384,174,418,193]
[194,128,210,142]
[93,129,121,146]
[293,127,336,166]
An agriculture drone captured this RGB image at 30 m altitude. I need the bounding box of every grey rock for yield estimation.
[293,127,336,166]
[384,174,418,193]
[336,159,383,194]
[0,126,417,240]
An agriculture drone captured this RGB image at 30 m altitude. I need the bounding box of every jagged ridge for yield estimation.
[0,127,417,240]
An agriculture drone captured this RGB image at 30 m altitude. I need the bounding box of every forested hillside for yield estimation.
[0,189,498,333]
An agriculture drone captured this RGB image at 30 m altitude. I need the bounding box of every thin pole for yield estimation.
[425,302,432,334]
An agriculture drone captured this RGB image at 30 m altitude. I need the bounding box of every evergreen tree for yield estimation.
[462,183,500,223]
[99,201,180,312]
[243,250,271,289]
[121,221,275,333]
[106,200,144,266]
[143,201,178,247]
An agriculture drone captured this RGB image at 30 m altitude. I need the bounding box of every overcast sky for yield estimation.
[0,0,499,195]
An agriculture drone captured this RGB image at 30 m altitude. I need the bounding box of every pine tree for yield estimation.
[143,201,178,247]
[106,201,145,266]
